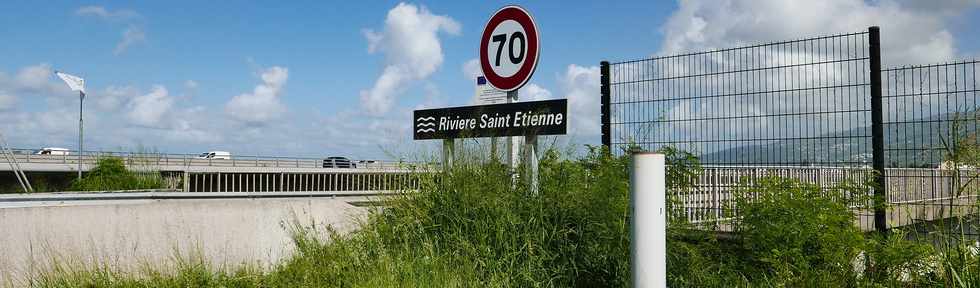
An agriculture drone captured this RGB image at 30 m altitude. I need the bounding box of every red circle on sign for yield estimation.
[480,6,539,92]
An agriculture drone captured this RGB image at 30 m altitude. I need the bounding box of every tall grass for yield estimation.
[29,147,644,286]
[69,157,165,191]
[264,146,642,286]
[27,146,980,287]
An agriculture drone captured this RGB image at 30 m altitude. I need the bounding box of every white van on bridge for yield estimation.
[196,151,231,160]
[35,147,70,156]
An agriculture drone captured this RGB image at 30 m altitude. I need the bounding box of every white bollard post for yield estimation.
[630,152,666,287]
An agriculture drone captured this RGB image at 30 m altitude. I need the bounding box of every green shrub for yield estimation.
[863,229,936,285]
[732,177,866,285]
[69,157,164,191]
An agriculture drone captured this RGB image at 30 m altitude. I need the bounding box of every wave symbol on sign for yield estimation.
[416,116,437,133]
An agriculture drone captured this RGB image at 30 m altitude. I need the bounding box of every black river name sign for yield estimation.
[414,99,567,140]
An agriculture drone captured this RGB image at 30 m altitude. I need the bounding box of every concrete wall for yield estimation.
[0,197,369,286]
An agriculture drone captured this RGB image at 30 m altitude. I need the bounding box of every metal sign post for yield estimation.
[506,90,519,173]
[442,139,454,170]
[474,75,508,163]
[478,5,541,192]
[523,133,538,195]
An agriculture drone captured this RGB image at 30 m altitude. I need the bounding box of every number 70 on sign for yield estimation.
[480,5,540,92]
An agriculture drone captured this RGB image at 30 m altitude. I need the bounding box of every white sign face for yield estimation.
[486,20,527,78]
[479,6,539,92]
[474,76,508,105]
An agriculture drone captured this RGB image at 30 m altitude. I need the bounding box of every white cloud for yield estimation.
[14,64,53,90]
[76,6,146,55]
[36,108,78,135]
[0,91,15,110]
[126,85,173,127]
[414,82,445,110]
[162,106,222,144]
[522,84,553,101]
[0,64,282,156]
[94,85,140,111]
[893,0,980,15]
[225,66,288,124]
[75,6,140,21]
[659,0,979,66]
[360,3,460,115]
[634,0,980,156]
[0,63,69,99]
[114,25,146,55]
[315,108,415,158]
[559,65,602,137]
[462,58,481,80]
[184,80,198,90]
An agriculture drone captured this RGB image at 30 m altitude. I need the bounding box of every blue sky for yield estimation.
[0,1,669,109]
[0,1,977,159]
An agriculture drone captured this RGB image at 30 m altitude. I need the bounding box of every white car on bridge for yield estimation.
[35,147,70,156]
[196,151,231,160]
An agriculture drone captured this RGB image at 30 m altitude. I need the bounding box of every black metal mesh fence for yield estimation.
[883,61,980,168]
[604,31,872,166]
[603,27,980,233]
[881,61,980,232]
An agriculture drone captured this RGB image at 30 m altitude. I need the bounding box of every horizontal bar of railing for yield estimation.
[1,148,434,171]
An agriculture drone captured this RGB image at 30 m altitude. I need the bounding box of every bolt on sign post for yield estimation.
[479,5,540,190]
[630,152,667,287]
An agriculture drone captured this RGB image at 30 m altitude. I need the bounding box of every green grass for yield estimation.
[69,157,165,191]
[26,147,980,287]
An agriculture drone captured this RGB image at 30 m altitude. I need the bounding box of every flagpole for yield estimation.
[78,90,83,180]
[55,70,87,181]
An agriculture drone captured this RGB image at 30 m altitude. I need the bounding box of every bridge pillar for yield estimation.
[182,171,189,192]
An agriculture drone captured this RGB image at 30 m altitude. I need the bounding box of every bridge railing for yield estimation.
[672,165,980,232]
[3,148,432,171]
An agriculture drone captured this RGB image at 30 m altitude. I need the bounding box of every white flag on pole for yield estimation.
[55,71,85,94]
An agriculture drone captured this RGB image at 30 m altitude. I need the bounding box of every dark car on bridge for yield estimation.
[323,157,356,168]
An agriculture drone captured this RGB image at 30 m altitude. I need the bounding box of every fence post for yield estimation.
[630,152,666,287]
[869,26,887,234]
[600,61,612,149]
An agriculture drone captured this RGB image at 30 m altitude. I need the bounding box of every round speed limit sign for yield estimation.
[480,5,539,92]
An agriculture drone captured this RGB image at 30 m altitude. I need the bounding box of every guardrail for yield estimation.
[1,148,433,171]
